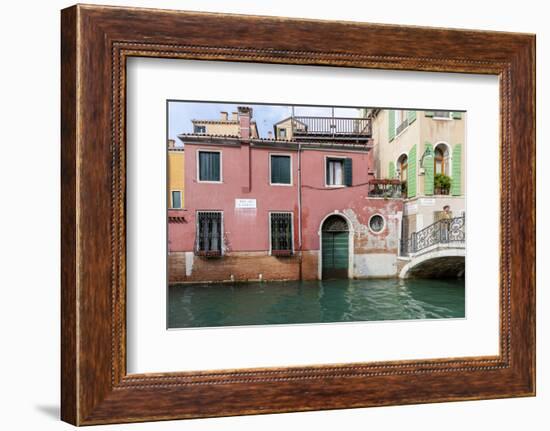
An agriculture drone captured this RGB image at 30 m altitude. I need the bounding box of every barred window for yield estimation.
[369,214,385,233]
[196,211,222,255]
[270,212,293,254]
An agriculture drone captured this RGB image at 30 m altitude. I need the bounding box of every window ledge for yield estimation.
[271,250,293,257]
[195,250,222,258]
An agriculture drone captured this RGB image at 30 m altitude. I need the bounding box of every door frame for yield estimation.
[317,211,354,280]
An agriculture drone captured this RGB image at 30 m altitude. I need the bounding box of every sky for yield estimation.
[168,101,364,145]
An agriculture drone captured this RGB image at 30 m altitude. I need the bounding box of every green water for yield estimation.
[168,278,465,329]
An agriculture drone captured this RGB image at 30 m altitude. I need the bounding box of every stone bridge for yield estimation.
[398,215,465,279]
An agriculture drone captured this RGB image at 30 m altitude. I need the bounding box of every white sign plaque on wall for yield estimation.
[235,198,257,209]
[420,198,436,206]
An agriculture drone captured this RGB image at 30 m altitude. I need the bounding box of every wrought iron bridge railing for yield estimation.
[400,215,465,256]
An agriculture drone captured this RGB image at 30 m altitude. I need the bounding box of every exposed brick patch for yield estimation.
[169,251,309,283]
[168,253,187,283]
[301,251,319,280]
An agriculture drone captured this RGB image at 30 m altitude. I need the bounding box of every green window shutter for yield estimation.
[271,155,291,184]
[389,161,395,179]
[388,110,396,141]
[407,144,417,198]
[452,111,462,120]
[199,151,220,181]
[211,152,220,181]
[451,144,462,195]
[271,156,280,183]
[407,110,417,124]
[344,158,353,186]
[423,142,434,196]
[425,111,434,118]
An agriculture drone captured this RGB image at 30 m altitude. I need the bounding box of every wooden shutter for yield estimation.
[452,111,462,119]
[280,156,291,184]
[407,144,417,198]
[344,158,353,186]
[199,151,220,181]
[407,110,417,124]
[388,110,396,141]
[271,156,281,183]
[389,161,395,179]
[425,111,434,117]
[271,155,291,184]
[423,142,434,196]
[451,144,462,195]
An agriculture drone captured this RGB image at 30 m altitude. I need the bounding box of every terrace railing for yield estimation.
[400,215,465,256]
[292,116,372,138]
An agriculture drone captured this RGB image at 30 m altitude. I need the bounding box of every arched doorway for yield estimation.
[321,215,350,279]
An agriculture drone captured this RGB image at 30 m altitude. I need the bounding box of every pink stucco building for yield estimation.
[168,106,403,283]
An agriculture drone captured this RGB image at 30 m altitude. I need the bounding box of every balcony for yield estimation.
[368,179,404,198]
[291,116,372,143]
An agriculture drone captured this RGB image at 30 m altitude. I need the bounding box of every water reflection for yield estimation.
[168,278,465,329]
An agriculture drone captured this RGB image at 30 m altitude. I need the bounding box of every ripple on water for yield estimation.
[168,278,465,329]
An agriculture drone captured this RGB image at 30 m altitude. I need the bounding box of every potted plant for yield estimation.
[434,173,451,195]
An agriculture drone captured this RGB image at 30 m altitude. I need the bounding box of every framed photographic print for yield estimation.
[61,4,535,425]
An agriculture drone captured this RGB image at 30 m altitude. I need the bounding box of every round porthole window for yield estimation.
[369,214,385,233]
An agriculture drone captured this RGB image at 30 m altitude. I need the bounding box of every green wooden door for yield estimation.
[322,231,349,279]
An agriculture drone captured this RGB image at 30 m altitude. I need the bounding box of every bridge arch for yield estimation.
[399,248,465,279]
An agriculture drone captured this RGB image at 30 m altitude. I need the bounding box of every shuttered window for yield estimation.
[270,212,293,254]
[196,211,222,255]
[270,155,291,185]
[171,191,182,209]
[388,110,396,141]
[326,158,352,186]
[198,151,221,182]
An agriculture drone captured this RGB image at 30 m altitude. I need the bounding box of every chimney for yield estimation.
[230,111,238,121]
[267,131,273,139]
[168,139,175,149]
[220,111,228,121]
[237,106,253,141]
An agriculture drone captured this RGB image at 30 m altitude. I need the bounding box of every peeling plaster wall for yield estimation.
[354,253,397,278]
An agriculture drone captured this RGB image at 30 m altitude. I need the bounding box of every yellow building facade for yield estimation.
[168,139,185,209]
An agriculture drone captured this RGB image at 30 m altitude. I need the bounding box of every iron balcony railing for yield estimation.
[400,215,465,256]
[368,179,404,198]
[291,116,372,138]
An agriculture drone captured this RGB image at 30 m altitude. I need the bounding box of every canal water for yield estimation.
[168,278,465,329]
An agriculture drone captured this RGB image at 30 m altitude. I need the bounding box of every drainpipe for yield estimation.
[292,107,304,280]
[298,141,303,280]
